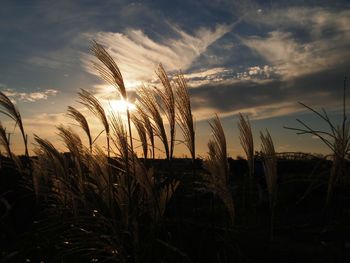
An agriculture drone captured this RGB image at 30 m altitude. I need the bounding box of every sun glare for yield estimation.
[109,99,136,113]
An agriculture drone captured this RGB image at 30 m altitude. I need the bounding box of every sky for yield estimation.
[0,0,349,157]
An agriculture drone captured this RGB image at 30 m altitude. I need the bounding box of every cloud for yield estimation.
[2,88,59,102]
[182,6,350,121]
[179,64,275,87]
[241,31,326,78]
[241,7,350,79]
[188,60,349,121]
[82,24,232,87]
[249,7,350,36]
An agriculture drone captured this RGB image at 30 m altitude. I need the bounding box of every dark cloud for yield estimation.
[190,60,349,119]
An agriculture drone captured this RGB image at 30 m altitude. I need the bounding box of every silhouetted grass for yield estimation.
[0,43,349,263]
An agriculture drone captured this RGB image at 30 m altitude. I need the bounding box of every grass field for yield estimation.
[0,43,349,263]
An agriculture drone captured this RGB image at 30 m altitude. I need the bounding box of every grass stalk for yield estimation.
[203,114,235,225]
[66,106,93,153]
[0,91,28,157]
[260,130,277,240]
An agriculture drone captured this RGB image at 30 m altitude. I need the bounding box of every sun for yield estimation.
[109,99,136,113]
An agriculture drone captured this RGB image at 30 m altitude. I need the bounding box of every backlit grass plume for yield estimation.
[135,103,155,159]
[208,114,228,180]
[66,106,92,153]
[91,41,126,100]
[57,125,84,158]
[238,113,254,177]
[155,64,176,160]
[109,111,135,225]
[238,113,254,207]
[137,85,169,160]
[175,73,195,161]
[203,114,235,225]
[0,91,28,156]
[91,41,134,158]
[32,134,67,199]
[110,112,129,162]
[131,112,148,159]
[78,89,110,157]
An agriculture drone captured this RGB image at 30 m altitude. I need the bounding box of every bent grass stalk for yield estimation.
[66,106,93,153]
[91,41,134,156]
[137,85,169,160]
[175,73,195,162]
[135,103,155,159]
[284,78,350,208]
[0,91,28,157]
[131,112,148,159]
[204,114,235,225]
[155,64,176,161]
[78,89,110,157]
[238,113,254,209]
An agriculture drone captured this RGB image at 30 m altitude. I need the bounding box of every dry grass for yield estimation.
[137,85,169,160]
[0,121,12,159]
[66,106,92,153]
[238,113,254,178]
[57,125,84,158]
[260,130,277,208]
[175,73,195,161]
[260,129,277,239]
[155,64,176,160]
[32,134,69,204]
[238,113,255,208]
[131,112,148,159]
[91,41,135,162]
[78,89,110,157]
[284,79,350,207]
[110,112,129,162]
[91,41,127,100]
[0,91,28,156]
[136,103,155,159]
[203,114,235,225]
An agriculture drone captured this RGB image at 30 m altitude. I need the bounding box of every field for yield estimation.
[1,43,349,263]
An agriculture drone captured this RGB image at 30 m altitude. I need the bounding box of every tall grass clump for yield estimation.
[175,73,195,162]
[238,113,254,208]
[91,41,134,156]
[131,112,148,159]
[109,112,134,225]
[260,130,277,240]
[78,89,110,157]
[135,104,155,159]
[203,114,235,225]
[155,64,176,161]
[32,133,125,262]
[285,78,350,208]
[137,86,169,160]
[32,134,68,201]
[0,91,28,157]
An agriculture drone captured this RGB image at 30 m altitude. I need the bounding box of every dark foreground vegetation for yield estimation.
[1,43,349,262]
[1,155,350,262]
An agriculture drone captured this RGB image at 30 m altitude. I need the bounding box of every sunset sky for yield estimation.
[0,0,349,157]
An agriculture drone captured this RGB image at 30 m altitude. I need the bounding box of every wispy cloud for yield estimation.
[241,7,350,79]
[189,61,348,121]
[82,24,232,87]
[2,88,59,102]
[182,64,274,87]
